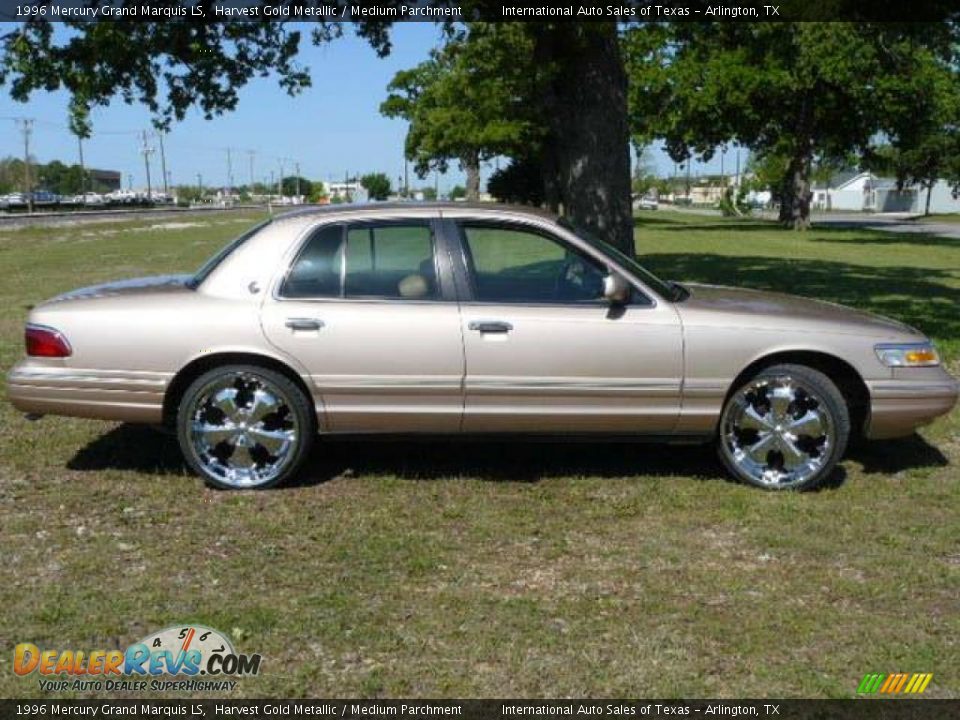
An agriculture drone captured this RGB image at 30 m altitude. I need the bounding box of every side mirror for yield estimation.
[603,272,631,305]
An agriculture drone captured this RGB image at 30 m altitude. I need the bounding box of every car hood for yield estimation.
[44,274,193,304]
[675,283,921,338]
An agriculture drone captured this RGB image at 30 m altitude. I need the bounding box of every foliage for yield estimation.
[381,23,539,200]
[486,156,545,207]
[626,23,960,229]
[865,48,960,214]
[448,185,466,201]
[0,11,639,251]
[420,186,437,201]
[718,185,751,217]
[0,156,113,195]
[280,175,313,197]
[360,172,391,201]
[174,185,205,203]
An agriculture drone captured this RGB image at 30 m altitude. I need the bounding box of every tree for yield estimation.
[381,24,538,202]
[448,185,466,201]
[281,176,313,197]
[487,156,545,207]
[626,22,960,229]
[866,45,960,215]
[360,172,391,201]
[2,10,638,252]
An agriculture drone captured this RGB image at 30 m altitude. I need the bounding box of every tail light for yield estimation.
[25,324,72,357]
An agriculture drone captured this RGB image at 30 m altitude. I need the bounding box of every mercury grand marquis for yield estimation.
[8,204,958,490]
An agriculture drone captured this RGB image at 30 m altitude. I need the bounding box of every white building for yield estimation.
[812,172,960,214]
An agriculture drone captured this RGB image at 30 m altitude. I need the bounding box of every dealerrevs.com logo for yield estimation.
[14,625,262,693]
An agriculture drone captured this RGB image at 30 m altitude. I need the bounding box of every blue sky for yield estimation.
[0,22,736,193]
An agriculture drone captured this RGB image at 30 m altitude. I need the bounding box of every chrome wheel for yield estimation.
[186,371,299,488]
[720,375,835,489]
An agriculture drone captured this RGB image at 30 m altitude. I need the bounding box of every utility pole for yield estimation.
[140,130,154,202]
[197,173,203,201]
[278,160,285,197]
[76,133,86,196]
[735,144,741,188]
[294,162,301,199]
[158,132,169,195]
[247,150,255,190]
[226,147,234,195]
[17,118,34,213]
[403,157,409,198]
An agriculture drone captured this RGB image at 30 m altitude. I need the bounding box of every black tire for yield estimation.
[717,363,850,491]
[176,364,315,490]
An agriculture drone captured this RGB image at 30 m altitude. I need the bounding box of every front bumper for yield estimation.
[865,370,959,439]
[6,360,169,423]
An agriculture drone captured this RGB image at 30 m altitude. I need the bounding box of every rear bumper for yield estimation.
[6,361,169,423]
[865,374,959,439]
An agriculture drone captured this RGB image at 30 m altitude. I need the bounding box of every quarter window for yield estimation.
[281,223,437,300]
[461,224,608,304]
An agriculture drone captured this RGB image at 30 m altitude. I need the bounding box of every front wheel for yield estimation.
[717,364,850,490]
[176,365,315,490]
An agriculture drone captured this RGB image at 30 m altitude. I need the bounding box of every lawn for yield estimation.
[0,210,957,699]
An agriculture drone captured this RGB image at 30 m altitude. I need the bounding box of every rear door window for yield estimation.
[280,222,437,300]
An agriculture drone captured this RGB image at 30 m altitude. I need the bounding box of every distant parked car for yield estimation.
[7,203,957,492]
[105,190,136,204]
[634,195,659,211]
[31,190,60,205]
[1,192,27,207]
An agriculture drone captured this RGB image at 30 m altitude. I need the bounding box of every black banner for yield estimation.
[0,0,958,23]
[1,700,959,719]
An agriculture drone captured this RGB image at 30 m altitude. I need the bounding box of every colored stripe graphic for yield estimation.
[859,672,932,694]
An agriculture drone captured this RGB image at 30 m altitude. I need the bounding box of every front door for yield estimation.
[261,218,465,432]
[453,221,683,433]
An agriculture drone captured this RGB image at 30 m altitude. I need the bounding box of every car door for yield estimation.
[260,217,465,432]
[452,219,683,433]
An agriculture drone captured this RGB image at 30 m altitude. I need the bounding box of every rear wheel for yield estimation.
[176,365,315,490]
[717,364,849,490]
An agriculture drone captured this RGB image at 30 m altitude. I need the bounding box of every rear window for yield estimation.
[187,219,272,289]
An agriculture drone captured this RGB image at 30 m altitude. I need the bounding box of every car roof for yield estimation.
[273,201,562,224]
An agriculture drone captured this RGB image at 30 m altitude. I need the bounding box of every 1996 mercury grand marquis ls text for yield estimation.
[8,204,958,490]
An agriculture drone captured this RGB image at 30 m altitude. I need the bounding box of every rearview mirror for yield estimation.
[603,272,631,305]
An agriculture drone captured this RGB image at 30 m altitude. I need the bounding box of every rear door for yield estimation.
[261,217,465,432]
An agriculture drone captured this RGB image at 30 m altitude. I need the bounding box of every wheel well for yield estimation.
[725,351,870,437]
[162,352,314,428]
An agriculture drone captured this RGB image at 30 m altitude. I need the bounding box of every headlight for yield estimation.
[875,342,941,367]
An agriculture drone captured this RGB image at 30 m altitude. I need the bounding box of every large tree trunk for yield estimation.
[924,181,933,216]
[781,148,813,230]
[462,151,480,201]
[534,24,634,254]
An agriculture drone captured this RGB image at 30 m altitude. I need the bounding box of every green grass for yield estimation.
[914,213,960,224]
[0,210,957,699]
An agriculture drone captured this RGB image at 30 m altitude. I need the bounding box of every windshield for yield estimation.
[186,218,272,289]
[558,218,685,301]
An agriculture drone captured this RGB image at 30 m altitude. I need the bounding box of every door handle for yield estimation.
[285,317,324,331]
[468,320,513,334]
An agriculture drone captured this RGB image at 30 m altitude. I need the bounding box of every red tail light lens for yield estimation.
[25,324,72,357]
